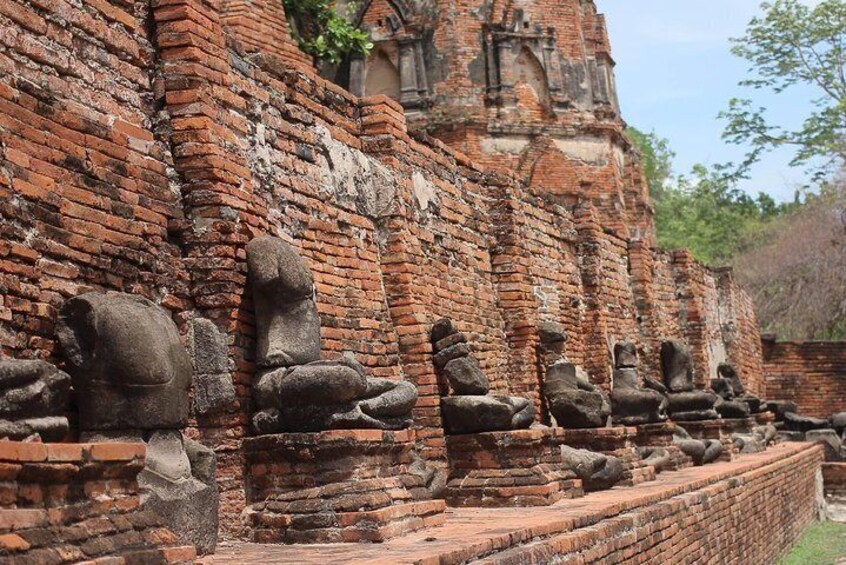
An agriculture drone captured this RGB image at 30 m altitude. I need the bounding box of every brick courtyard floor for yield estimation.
[200,442,815,565]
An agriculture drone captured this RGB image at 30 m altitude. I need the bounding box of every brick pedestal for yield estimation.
[0,442,195,564]
[444,428,583,507]
[720,417,756,435]
[242,430,445,543]
[552,427,656,486]
[635,422,694,471]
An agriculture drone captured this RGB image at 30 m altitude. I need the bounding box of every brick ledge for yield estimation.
[201,442,822,565]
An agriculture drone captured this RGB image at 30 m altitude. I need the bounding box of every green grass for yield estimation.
[780,521,846,565]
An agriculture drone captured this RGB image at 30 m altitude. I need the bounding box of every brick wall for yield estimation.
[483,444,823,565]
[0,442,195,563]
[763,339,846,418]
[0,0,769,538]
[0,0,188,359]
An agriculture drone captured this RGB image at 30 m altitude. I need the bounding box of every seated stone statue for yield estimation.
[543,363,610,428]
[610,342,668,426]
[712,363,762,415]
[537,323,609,428]
[0,359,70,441]
[247,236,417,434]
[431,318,533,434]
[674,425,723,465]
[710,371,751,420]
[57,292,192,430]
[783,412,829,433]
[660,341,719,422]
[560,445,623,491]
[57,291,218,554]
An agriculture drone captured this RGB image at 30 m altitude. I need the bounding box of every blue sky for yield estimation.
[602,0,819,202]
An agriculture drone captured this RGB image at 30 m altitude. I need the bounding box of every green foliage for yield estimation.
[653,165,781,265]
[283,0,373,65]
[720,0,846,181]
[627,127,675,201]
[628,128,786,265]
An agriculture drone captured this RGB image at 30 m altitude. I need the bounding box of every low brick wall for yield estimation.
[486,445,822,565]
[206,443,824,565]
[0,442,195,564]
[242,430,445,543]
[763,340,846,418]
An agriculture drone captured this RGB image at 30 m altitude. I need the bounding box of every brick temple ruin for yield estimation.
[0,0,844,563]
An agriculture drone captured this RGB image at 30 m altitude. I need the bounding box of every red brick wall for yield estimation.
[0,441,196,563]
[484,445,823,565]
[763,340,846,418]
[0,0,188,358]
[823,462,846,497]
[220,0,312,69]
[719,268,766,396]
[0,0,769,539]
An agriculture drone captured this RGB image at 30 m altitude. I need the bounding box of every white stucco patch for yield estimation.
[314,124,397,218]
[552,137,609,165]
[412,171,437,211]
[479,137,531,155]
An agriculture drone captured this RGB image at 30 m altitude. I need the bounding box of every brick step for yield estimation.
[247,500,447,544]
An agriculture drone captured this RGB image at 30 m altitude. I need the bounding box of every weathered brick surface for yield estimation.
[0,0,770,535]
[201,443,824,565]
[242,430,445,543]
[0,442,195,564]
[444,429,583,507]
[763,339,846,418]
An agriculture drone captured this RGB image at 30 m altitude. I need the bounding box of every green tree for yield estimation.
[284,0,372,65]
[627,127,675,200]
[721,0,846,181]
[628,127,788,265]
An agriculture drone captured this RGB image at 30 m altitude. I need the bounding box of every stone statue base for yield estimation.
[552,427,657,487]
[634,422,694,472]
[242,430,445,543]
[444,429,583,506]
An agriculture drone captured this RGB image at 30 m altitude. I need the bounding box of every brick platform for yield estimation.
[634,422,694,471]
[444,429,583,507]
[200,443,822,565]
[552,427,656,486]
[242,430,445,543]
[0,442,195,564]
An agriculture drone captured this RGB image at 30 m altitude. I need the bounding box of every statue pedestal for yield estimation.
[678,419,736,461]
[445,429,583,506]
[635,422,694,472]
[552,427,656,486]
[720,417,757,435]
[243,430,446,543]
[0,442,195,563]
